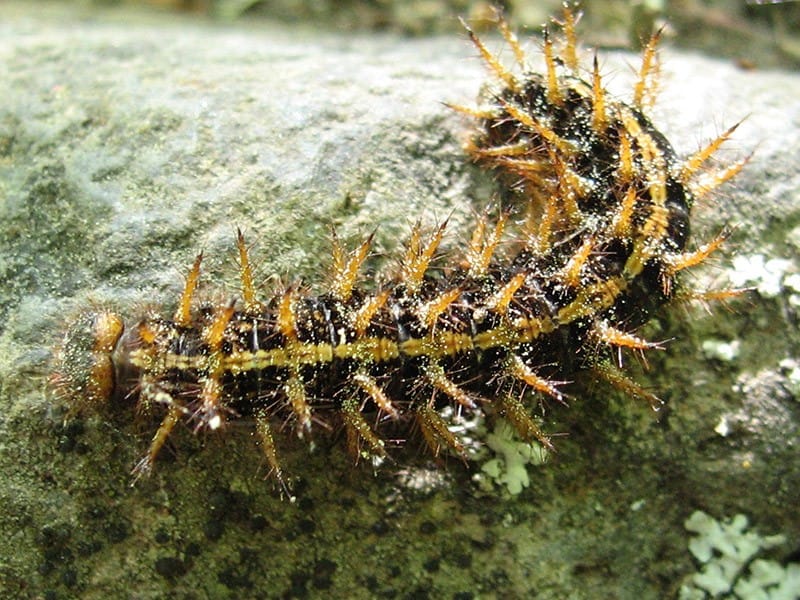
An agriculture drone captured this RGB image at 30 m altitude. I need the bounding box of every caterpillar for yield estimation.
[51,7,745,492]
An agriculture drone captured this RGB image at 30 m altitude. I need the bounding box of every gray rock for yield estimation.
[1,3,798,598]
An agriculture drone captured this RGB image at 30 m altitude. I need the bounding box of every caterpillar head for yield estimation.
[51,310,124,411]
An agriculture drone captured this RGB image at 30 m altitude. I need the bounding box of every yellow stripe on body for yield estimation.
[400,333,472,359]
[163,353,205,371]
[134,312,583,376]
[511,316,556,344]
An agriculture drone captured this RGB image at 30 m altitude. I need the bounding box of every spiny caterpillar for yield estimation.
[52,7,745,492]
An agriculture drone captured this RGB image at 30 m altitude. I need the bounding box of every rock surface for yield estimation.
[1,3,799,598]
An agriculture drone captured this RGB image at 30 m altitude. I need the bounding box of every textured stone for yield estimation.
[1,3,798,598]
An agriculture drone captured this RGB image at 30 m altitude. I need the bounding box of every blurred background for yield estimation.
[10,0,800,68]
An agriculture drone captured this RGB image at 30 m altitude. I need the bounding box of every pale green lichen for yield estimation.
[728,254,796,299]
[679,511,798,600]
[735,560,800,600]
[778,358,800,399]
[477,419,548,496]
[439,408,548,495]
[702,339,741,362]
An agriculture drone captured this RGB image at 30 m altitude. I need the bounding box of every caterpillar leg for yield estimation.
[499,395,553,452]
[341,397,386,462]
[131,403,182,484]
[416,404,467,460]
[592,362,662,411]
[255,411,292,498]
